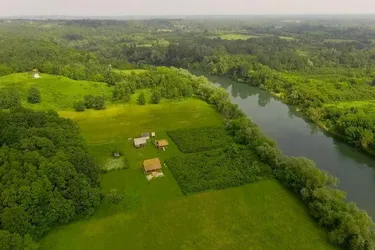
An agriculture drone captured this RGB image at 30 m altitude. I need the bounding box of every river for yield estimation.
[198,72,375,219]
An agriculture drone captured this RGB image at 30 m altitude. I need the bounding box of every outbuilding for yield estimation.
[134,137,147,148]
[156,139,169,150]
[143,158,162,174]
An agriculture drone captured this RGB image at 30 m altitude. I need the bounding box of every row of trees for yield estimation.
[172,67,375,249]
[0,108,102,249]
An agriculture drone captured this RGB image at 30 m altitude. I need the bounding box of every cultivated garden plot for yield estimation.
[167,125,233,153]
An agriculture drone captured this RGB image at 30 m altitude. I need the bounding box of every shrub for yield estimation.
[27,87,41,104]
[73,101,86,112]
[84,94,95,108]
[150,88,161,104]
[137,92,146,105]
[83,95,106,110]
[107,189,124,205]
[93,96,106,110]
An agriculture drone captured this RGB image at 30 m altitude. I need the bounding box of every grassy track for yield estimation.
[39,179,336,250]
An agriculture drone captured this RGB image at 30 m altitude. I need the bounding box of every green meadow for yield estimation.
[40,179,335,250]
[209,33,260,40]
[0,73,112,110]
[324,39,357,43]
[0,72,336,249]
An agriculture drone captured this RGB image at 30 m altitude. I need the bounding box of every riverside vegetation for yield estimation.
[0,17,375,249]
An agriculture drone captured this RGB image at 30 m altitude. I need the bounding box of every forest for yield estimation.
[1,18,375,153]
[1,16,375,249]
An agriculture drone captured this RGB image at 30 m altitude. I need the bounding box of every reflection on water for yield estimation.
[196,71,375,218]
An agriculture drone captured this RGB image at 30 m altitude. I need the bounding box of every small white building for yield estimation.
[134,137,147,148]
[33,73,41,79]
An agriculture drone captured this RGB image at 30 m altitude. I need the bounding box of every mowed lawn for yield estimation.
[39,179,336,250]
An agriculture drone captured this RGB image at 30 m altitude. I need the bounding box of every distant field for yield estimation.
[208,33,260,40]
[112,68,148,76]
[39,179,335,250]
[279,36,296,41]
[0,73,112,110]
[324,39,357,43]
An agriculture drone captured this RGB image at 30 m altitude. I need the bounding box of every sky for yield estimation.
[1,0,375,16]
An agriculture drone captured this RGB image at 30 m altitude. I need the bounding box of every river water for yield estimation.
[198,72,375,218]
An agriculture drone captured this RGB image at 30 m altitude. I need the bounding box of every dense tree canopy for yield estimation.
[0,108,101,247]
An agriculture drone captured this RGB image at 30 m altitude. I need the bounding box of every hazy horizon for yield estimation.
[1,0,375,17]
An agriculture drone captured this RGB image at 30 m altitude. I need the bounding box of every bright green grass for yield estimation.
[323,100,375,108]
[39,179,336,250]
[279,36,296,40]
[324,39,357,43]
[209,34,260,40]
[59,99,223,144]
[112,68,148,76]
[0,73,112,110]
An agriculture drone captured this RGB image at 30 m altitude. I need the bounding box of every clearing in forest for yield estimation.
[41,90,335,250]
[4,73,335,249]
[208,33,260,40]
[0,73,112,110]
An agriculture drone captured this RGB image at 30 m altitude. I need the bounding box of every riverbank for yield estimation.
[196,71,375,219]
[263,85,375,158]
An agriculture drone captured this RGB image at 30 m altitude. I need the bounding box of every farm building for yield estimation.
[143,158,162,174]
[141,133,150,139]
[156,139,169,150]
[134,137,147,148]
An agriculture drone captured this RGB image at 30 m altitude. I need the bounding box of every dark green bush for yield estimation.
[137,92,146,105]
[27,87,41,104]
[73,100,86,112]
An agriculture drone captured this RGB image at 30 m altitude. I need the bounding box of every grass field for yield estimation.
[39,179,336,250]
[324,39,357,43]
[112,68,148,76]
[279,36,296,41]
[60,98,223,144]
[208,33,260,40]
[0,73,112,110]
